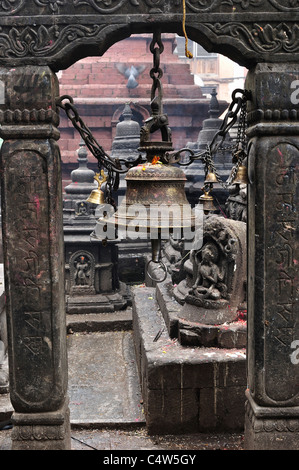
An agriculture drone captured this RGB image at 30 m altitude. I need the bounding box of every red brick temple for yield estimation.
[58,34,228,190]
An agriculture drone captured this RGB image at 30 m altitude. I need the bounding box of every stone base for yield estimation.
[66,282,131,314]
[156,279,247,349]
[132,285,246,435]
[11,401,71,450]
[245,391,299,450]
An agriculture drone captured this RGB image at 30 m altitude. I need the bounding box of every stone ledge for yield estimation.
[66,310,133,333]
[132,285,247,435]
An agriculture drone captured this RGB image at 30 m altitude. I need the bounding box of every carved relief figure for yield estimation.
[69,251,96,295]
[189,241,227,301]
[225,183,247,221]
[75,255,91,286]
[173,215,246,325]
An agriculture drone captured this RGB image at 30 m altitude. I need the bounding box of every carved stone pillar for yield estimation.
[0,66,71,450]
[245,63,299,450]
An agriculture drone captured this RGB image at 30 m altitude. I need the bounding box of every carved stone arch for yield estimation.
[1,0,299,452]
[111,102,149,129]
[0,1,298,71]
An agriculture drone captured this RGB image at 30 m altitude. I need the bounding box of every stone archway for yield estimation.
[0,1,298,450]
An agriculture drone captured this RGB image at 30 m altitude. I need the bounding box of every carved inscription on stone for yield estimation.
[265,142,299,404]
[5,150,55,409]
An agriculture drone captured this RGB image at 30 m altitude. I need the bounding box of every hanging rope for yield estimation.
[182,0,193,59]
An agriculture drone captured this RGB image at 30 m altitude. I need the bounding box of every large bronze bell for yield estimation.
[95,159,196,237]
[94,136,196,282]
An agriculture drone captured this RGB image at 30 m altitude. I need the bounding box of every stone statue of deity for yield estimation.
[75,255,91,286]
[173,215,246,325]
[189,241,227,301]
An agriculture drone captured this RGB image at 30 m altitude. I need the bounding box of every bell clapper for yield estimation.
[146,238,168,284]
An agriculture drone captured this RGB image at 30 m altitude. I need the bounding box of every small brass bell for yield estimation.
[199,190,216,214]
[204,170,218,184]
[232,164,249,185]
[86,171,107,205]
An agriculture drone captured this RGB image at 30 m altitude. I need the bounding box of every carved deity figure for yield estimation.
[189,241,227,301]
[75,255,90,286]
[173,215,246,325]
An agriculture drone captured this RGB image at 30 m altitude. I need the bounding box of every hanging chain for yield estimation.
[57,39,251,201]
[56,95,144,206]
[56,95,116,169]
[227,97,248,185]
[166,88,251,189]
[149,30,164,114]
[203,96,248,189]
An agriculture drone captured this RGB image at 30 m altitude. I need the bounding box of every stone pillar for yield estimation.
[0,66,71,450]
[245,63,299,450]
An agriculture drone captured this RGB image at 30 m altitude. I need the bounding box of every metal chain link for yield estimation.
[56,95,123,170]
[56,95,144,206]
[56,50,250,201]
[166,88,251,189]
[149,31,164,113]
[202,95,249,189]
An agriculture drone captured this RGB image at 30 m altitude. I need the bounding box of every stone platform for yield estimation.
[132,284,247,435]
[0,311,145,435]
[0,309,245,450]
[0,283,247,445]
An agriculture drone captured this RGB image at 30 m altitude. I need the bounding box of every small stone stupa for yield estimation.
[111,102,143,199]
[63,140,131,314]
[63,138,97,226]
[111,103,141,161]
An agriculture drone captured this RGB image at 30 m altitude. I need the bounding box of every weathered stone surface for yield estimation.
[245,63,299,450]
[156,279,247,349]
[11,401,71,451]
[0,2,298,70]
[0,65,71,449]
[172,216,247,334]
[0,1,298,451]
[0,290,8,395]
[132,286,246,434]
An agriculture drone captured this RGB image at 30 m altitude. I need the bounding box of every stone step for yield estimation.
[67,329,145,428]
[0,311,145,430]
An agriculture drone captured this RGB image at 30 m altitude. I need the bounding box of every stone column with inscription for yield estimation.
[245,63,299,450]
[0,66,71,450]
